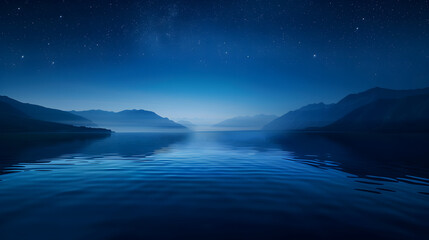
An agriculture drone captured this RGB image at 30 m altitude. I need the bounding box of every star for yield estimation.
[21,55,24,59]
[313,54,317,58]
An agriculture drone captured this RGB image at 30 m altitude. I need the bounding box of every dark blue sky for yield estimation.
[1,0,429,122]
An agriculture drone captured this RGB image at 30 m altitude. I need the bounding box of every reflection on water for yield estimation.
[0,131,428,240]
[0,133,110,175]
[0,133,187,175]
[270,132,429,181]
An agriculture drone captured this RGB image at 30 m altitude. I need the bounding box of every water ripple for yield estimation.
[0,132,428,239]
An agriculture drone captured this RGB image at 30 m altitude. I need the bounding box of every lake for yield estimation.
[0,131,428,239]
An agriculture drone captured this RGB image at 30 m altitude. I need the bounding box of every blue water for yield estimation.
[0,131,428,239]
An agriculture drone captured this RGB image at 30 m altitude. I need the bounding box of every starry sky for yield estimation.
[1,0,429,123]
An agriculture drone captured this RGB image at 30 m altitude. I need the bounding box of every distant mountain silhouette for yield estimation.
[215,114,278,130]
[0,101,111,133]
[0,96,95,127]
[71,110,187,132]
[316,93,429,132]
[264,87,429,130]
[177,120,196,129]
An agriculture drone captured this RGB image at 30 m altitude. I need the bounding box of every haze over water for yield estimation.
[0,131,428,239]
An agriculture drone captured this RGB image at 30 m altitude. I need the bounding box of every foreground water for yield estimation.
[0,131,428,239]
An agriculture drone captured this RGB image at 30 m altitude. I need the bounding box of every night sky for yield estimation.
[1,0,429,122]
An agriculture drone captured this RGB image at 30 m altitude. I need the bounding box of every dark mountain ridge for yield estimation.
[263,87,429,131]
[0,101,110,134]
[0,96,95,127]
[316,93,429,132]
[71,109,187,132]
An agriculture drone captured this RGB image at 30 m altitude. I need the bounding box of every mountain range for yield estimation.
[71,110,187,132]
[317,93,429,132]
[177,120,196,129]
[214,114,278,130]
[264,87,429,132]
[0,96,95,127]
[0,96,186,133]
[0,101,110,134]
[2,86,429,134]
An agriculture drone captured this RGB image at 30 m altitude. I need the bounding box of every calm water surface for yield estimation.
[0,131,428,239]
